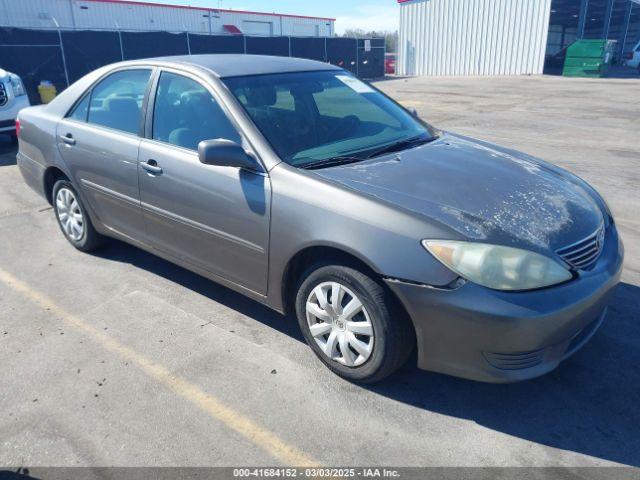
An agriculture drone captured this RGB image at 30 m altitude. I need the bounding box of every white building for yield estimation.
[398,0,552,76]
[0,0,335,37]
[398,0,640,76]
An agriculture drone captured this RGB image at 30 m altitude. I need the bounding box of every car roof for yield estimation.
[137,54,342,78]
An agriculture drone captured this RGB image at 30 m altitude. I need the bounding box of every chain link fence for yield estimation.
[0,27,385,104]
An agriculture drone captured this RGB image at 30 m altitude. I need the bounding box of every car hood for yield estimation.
[313,134,604,253]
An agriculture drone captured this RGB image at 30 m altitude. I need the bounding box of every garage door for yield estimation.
[242,21,273,36]
[293,24,319,37]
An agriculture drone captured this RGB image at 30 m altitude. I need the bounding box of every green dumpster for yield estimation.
[562,39,616,78]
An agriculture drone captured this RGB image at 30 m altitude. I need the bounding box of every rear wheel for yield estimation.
[52,179,103,252]
[295,264,414,383]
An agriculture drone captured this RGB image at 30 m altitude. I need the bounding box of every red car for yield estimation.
[385,53,396,74]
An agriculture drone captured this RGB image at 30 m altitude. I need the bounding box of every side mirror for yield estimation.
[198,139,259,171]
[411,108,419,117]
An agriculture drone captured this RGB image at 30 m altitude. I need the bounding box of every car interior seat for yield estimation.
[168,90,241,150]
[101,95,139,133]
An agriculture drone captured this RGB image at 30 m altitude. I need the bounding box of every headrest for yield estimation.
[245,85,277,108]
[180,90,210,106]
[290,81,324,96]
[103,95,137,113]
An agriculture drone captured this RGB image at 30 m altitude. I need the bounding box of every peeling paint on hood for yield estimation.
[313,134,604,253]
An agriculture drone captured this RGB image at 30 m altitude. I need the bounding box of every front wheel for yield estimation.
[52,179,104,252]
[295,264,414,383]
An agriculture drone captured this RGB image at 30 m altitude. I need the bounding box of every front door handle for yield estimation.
[141,159,162,175]
[60,133,76,145]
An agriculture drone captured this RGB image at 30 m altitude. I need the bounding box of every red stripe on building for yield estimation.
[78,0,336,21]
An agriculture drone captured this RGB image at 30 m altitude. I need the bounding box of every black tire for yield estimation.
[52,179,104,252]
[295,264,415,383]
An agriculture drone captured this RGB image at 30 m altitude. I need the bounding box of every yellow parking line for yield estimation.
[0,267,319,467]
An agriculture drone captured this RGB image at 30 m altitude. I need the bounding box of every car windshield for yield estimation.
[223,70,436,167]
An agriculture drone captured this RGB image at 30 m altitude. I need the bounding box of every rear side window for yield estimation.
[68,94,90,122]
[152,71,241,150]
[86,69,151,135]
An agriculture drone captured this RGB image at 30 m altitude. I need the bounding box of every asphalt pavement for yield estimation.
[0,74,639,468]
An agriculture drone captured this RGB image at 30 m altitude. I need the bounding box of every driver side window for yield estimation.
[152,72,241,151]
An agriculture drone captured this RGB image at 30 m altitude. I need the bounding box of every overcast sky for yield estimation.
[136,0,400,33]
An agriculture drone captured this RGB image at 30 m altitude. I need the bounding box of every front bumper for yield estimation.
[385,225,624,383]
[0,119,16,132]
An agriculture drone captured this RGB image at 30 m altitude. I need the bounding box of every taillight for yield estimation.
[624,52,633,59]
[15,118,20,137]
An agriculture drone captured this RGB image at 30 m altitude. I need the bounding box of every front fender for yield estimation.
[265,163,458,311]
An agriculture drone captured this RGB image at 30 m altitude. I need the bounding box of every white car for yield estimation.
[0,68,30,139]
[623,40,640,72]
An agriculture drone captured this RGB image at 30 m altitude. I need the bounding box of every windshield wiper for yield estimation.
[300,156,365,170]
[365,135,436,159]
[298,134,437,170]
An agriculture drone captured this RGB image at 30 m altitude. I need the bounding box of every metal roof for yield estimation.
[78,0,336,22]
[145,54,342,77]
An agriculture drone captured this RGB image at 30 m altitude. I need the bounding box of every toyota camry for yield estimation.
[16,55,623,383]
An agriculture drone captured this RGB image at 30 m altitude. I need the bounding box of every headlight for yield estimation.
[10,75,26,97]
[422,240,572,291]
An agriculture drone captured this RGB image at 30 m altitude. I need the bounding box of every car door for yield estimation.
[56,68,152,241]
[138,69,270,294]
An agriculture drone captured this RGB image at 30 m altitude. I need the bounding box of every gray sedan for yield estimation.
[16,55,623,383]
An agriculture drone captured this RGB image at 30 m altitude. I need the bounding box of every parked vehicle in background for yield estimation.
[385,53,397,74]
[0,69,30,140]
[623,40,640,72]
[16,55,623,383]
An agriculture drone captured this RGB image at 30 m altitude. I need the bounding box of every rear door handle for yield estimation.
[141,159,162,175]
[60,134,76,145]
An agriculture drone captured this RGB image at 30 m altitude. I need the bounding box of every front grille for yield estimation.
[0,83,7,107]
[483,348,545,370]
[556,226,605,270]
